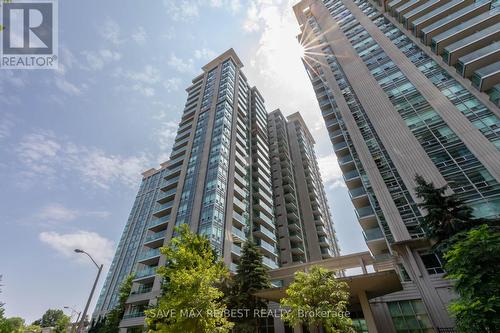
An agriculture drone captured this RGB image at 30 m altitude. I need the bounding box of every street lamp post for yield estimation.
[74,249,103,333]
[64,306,81,333]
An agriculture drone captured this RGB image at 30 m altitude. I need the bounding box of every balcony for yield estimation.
[137,248,161,265]
[349,186,367,199]
[333,141,348,152]
[291,244,305,255]
[232,211,248,228]
[338,154,353,166]
[289,231,303,243]
[343,169,360,182]
[316,226,327,236]
[262,256,279,270]
[149,214,170,231]
[233,197,247,213]
[153,200,174,217]
[143,232,166,248]
[231,244,242,257]
[161,176,179,191]
[158,188,176,203]
[253,225,276,243]
[254,211,274,229]
[363,227,384,242]
[232,226,247,242]
[356,206,375,219]
[257,239,277,257]
[134,266,157,281]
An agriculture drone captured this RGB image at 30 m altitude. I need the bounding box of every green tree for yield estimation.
[414,175,475,243]
[228,241,271,333]
[444,225,500,333]
[98,274,134,333]
[25,324,42,333]
[145,224,233,333]
[54,314,70,333]
[281,266,354,333]
[1,317,25,333]
[39,309,66,327]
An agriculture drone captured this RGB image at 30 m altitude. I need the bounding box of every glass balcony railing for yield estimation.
[262,256,279,270]
[356,206,375,218]
[231,244,242,256]
[349,186,366,198]
[135,266,157,279]
[149,214,170,228]
[138,248,160,261]
[254,225,276,241]
[123,311,145,319]
[144,232,165,244]
[232,227,246,241]
[333,141,348,151]
[364,227,384,241]
[343,170,360,181]
[257,239,276,254]
[338,154,353,165]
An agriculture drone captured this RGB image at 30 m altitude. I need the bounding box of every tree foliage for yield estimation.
[38,309,66,327]
[145,224,233,333]
[444,225,500,333]
[281,266,354,333]
[228,241,271,333]
[414,175,475,243]
[54,314,70,333]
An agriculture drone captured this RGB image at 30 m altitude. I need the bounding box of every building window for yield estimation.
[388,299,433,333]
[397,263,411,282]
[420,253,445,275]
[352,318,368,333]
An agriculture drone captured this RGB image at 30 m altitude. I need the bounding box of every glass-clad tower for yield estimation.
[93,49,339,331]
[268,110,340,266]
[294,0,500,331]
[93,167,168,319]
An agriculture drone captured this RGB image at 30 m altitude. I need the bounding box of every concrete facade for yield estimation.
[294,0,500,332]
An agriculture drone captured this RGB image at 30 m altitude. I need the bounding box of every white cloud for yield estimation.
[156,120,178,147]
[54,77,85,96]
[0,115,14,140]
[163,77,182,92]
[82,49,122,71]
[115,65,180,97]
[39,231,115,266]
[168,53,195,73]
[243,1,260,32]
[163,0,241,21]
[38,203,79,222]
[37,203,110,223]
[163,0,200,21]
[16,130,151,189]
[194,48,216,60]
[100,18,122,45]
[131,26,148,44]
[317,155,345,189]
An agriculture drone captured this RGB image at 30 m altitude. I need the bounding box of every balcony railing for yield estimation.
[344,170,360,181]
[138,248,160,261]
[262,256,279,270]
[135,266,157,279]
[349,186,366,198]
[356,206,375,218]
[363,227,384,241]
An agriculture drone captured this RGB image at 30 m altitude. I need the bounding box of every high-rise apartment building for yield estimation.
[93,49,339,331]
[268,110,340,266]
[294,0,500,331]
[93,166,169,318]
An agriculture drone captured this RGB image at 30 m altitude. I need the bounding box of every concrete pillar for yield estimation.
[358,291,378,333]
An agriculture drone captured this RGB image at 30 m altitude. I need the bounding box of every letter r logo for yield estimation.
[2,2,53,54]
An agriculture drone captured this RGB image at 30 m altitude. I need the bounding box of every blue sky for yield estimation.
[0,0,366,323]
